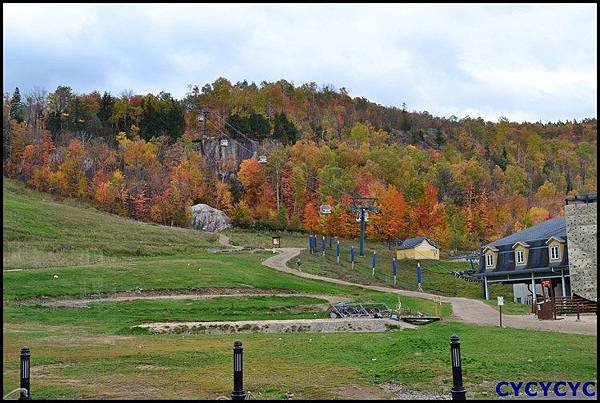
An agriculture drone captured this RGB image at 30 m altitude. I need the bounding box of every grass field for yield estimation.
[3,322,596,399]
[3,178,596,399]
[484,299,534,315]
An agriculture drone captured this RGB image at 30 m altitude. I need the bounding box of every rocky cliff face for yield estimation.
[191,203,232,232]
[197,137,261,181]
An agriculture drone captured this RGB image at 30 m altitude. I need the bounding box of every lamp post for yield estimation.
[20,347,31,400]
[450,336,466,400]
[231,340,245,400]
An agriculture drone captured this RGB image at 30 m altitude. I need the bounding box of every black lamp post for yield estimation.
[450,335,466,400]
[19,346,31,400]
[231,340,246,400]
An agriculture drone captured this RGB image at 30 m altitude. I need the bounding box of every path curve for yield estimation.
[262,248,596,336]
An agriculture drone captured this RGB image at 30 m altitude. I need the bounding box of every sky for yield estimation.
[3,3,597,123]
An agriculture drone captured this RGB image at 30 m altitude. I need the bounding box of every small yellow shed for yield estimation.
[396,237,440,260]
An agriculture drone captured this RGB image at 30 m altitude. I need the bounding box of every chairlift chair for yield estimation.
[319,204,332,215]
[258,155,268,164]
[355,211,369,222]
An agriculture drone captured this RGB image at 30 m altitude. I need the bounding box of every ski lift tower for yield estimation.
[197,110,211,137]
[350,196,379,257]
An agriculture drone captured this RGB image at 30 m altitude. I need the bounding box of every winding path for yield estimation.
[261,247,597,336]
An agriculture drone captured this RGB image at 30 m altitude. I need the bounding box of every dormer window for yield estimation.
[545,236,565,263]
[512,241,530,267]
[516,250,525,264]
[482,245,498,270]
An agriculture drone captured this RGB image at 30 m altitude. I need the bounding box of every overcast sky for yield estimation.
[3,3,597,123]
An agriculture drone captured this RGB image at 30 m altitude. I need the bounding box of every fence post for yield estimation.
[231,340,246,400]
[450,335,466,400]
[19,346,31,400]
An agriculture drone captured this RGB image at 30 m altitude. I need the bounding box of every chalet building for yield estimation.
[473,195,597,306]
[396,237,440,260]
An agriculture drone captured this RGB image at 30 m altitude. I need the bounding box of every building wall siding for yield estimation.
[397,240,439,260]
[565,202,597,302]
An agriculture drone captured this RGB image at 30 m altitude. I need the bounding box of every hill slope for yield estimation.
[3,178,217,269]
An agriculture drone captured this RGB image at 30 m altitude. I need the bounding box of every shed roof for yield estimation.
[397,237,439,250]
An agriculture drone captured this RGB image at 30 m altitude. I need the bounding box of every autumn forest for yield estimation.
[3,78,597,251]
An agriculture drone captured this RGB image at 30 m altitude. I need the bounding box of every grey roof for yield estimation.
[397,237,439,250]
[487,217,566,248]
[478,216,569,274]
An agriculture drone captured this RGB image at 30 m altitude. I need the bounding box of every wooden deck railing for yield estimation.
[547,296,597,315]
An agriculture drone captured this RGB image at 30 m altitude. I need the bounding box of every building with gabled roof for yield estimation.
[396,237,440,260]
[473,194,597,306]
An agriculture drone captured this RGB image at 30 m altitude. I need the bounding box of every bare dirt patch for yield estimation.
[136,318,416,335]
[18,288,350,308]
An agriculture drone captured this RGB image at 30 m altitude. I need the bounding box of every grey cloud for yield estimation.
[3,4,596,122]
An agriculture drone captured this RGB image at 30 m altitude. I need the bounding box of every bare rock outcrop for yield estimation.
[191,204,232,232]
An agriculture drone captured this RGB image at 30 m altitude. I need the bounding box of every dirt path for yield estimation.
[217,233,244,251]
[262,248,597,336]
[30,290,351,308]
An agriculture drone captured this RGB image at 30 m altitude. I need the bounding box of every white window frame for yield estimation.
[486,253,494,267]
[516,250,525,265]
[550,245,560,261]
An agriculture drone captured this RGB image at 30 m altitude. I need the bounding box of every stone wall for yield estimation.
[565,202,597,301]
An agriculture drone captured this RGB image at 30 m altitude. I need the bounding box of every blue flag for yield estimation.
[336,241,340,257]
[417,265,422,284]
[392,259,397,276]
[372,251,377,268]
[350,246,355,262]
[321,236,326,252]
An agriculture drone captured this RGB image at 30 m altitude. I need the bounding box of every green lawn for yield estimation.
[2,178,596,399]
[2,321,596,399]
[484,299,534,315]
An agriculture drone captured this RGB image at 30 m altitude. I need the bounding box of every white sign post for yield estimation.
[497,296,504,327]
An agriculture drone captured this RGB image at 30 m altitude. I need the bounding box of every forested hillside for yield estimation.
[3,78,597,250]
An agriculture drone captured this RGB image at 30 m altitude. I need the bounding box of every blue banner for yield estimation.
[372,251,377,268]
[336,241,340,257]
[350,246,355,262]
[417,266,422,283]
[392,259,397,275]
[321,236,326,252]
